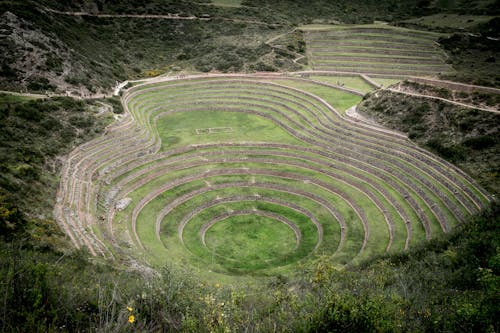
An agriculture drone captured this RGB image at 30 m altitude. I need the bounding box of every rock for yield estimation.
[115,198,132,211]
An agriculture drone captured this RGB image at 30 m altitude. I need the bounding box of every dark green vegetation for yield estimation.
[0,94,114,219]
[1,198,498,331]
[438,18,500,87]
[34,0,497,24]
[307,203,499,332]
[358,86,500,195]
[240,0,499,24]
[0,93,123,262]
[399,13,500,87]
[397,80,500,109]
[2,0,311,94]
[0,1,296,93]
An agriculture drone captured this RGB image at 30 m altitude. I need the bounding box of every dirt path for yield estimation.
[42,7,203,20]
[291,70,408,79]
[360,74,382,89]
[344,105,407,138]
[42,7,274,26]
[264,28,307,66]
[0,90,50,99]
[387,88,500,114]
[408,77,500,95]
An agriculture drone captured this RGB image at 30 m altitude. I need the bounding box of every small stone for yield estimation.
[115,198,132,211]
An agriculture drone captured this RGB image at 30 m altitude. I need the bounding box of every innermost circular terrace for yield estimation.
[201,210,302,250]
[203,212,300,271]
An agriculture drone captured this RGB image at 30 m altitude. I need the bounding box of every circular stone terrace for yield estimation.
[54,74,490,281]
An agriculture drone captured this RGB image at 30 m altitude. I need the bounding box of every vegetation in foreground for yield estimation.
[1,198,498,332]
[0,94,121,216]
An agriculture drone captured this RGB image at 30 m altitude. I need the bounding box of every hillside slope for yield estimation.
[358,84,500,195]
[2,0,498,94]
[0,2,296,94]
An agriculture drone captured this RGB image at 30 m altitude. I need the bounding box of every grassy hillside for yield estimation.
[0,1,297,94]
[0,93,119,250]
[439,20,500,88]
[2,0,498,94]
[358,84,500,195]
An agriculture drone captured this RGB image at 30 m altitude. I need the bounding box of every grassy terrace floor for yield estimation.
[302,24,453,76]
[54,74,490,285]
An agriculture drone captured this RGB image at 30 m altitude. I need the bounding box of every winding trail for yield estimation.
[41,7,275,26]
[42,7,207,20]
[387,88,500,114]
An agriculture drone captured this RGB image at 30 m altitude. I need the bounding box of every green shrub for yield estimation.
[0,95,109,216]
[426,138,466,161]
[27,77,56,92]
[463,135,497,150]
[0,198,25,238]
[250,61,277,72]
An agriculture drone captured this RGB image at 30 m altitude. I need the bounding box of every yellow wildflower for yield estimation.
[215,283,220,288]
[127,306,133,312]
[128,315,135,324]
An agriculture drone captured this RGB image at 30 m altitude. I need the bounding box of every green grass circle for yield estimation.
[204,214,299,268]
